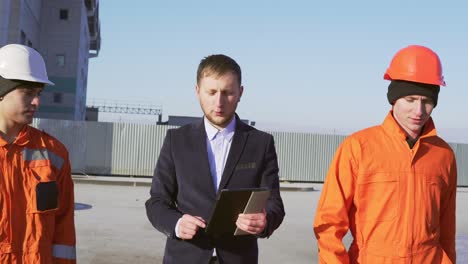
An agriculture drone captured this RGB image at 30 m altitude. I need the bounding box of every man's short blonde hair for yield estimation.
[196,54,241,86]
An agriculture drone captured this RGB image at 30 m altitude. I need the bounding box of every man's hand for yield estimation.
[177,214,206,240]
[236,209,267,235]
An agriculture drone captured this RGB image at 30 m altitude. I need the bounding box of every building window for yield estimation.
[59,9,69,20]
[53,93,63,103]
[20,31,26,45]
[56,54,65,67]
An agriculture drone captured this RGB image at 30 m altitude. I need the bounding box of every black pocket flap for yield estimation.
[36,181,58,211]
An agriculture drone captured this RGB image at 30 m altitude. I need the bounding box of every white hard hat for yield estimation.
[0,44,54,85]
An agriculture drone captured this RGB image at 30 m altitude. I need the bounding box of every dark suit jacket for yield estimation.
[145,115,285,264]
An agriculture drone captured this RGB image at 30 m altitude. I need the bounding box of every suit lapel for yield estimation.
[192,120,218,195]
[218,120,249,190]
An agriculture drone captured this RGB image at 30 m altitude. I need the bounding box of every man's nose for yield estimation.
[215,93,224,106]
[31,95,40,106]
[414,100,425,115]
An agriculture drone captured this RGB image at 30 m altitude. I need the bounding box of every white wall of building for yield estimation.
[1,0,99,121]
[38,0,93,120]
[19,0,42,48]
[75,2,90,120]
[0,0,12,46]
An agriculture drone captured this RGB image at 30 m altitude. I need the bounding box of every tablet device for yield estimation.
[205,187,270,236]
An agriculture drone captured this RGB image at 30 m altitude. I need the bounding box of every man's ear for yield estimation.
[238,86,244,102]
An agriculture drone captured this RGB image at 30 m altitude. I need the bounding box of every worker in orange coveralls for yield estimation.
[0,44,76,263]
[314,45,457,263]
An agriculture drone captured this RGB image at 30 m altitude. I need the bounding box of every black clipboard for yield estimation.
[205,187,270,236]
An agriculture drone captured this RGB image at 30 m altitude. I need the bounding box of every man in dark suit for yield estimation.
[145,54,285,264]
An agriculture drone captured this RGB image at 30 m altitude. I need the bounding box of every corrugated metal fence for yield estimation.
[270,131,346,182]
[32,119,468,186]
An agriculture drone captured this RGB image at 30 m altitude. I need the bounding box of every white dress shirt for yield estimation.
[175,117,236,241]
[204,117,236,191]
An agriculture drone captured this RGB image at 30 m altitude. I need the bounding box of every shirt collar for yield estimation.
[204,116,236,142]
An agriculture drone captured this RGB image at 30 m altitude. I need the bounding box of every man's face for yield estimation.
[0,86,43,126]
[196,72,243,129]
[392,95,434,139]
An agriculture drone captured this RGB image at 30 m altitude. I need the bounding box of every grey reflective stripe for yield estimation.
[22,148,64,169]
[53,244,76,260]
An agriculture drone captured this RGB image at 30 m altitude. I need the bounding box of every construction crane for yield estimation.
[87,99,163,123]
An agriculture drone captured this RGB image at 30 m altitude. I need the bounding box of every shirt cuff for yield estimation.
[175,218,182,238]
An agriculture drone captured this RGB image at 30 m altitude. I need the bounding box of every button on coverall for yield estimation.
[0,126,76,263]
[314,112,457,263]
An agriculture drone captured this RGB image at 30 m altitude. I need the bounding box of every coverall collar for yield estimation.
[383,110,437,141]
[0,125,30,147]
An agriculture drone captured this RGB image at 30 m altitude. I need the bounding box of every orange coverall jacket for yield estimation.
[314,111,457,264]
[0,126,76,264]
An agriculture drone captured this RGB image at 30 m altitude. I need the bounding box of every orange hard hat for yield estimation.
[384,45,445,86]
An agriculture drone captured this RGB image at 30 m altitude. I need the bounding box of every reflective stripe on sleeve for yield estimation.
[22,148,64,170]
[53,244,76,260]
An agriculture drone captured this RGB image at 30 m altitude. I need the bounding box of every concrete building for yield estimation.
[0,0,101,120]
[85,106,98,121]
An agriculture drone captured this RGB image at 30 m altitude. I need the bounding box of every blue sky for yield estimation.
[87,0,468,143]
